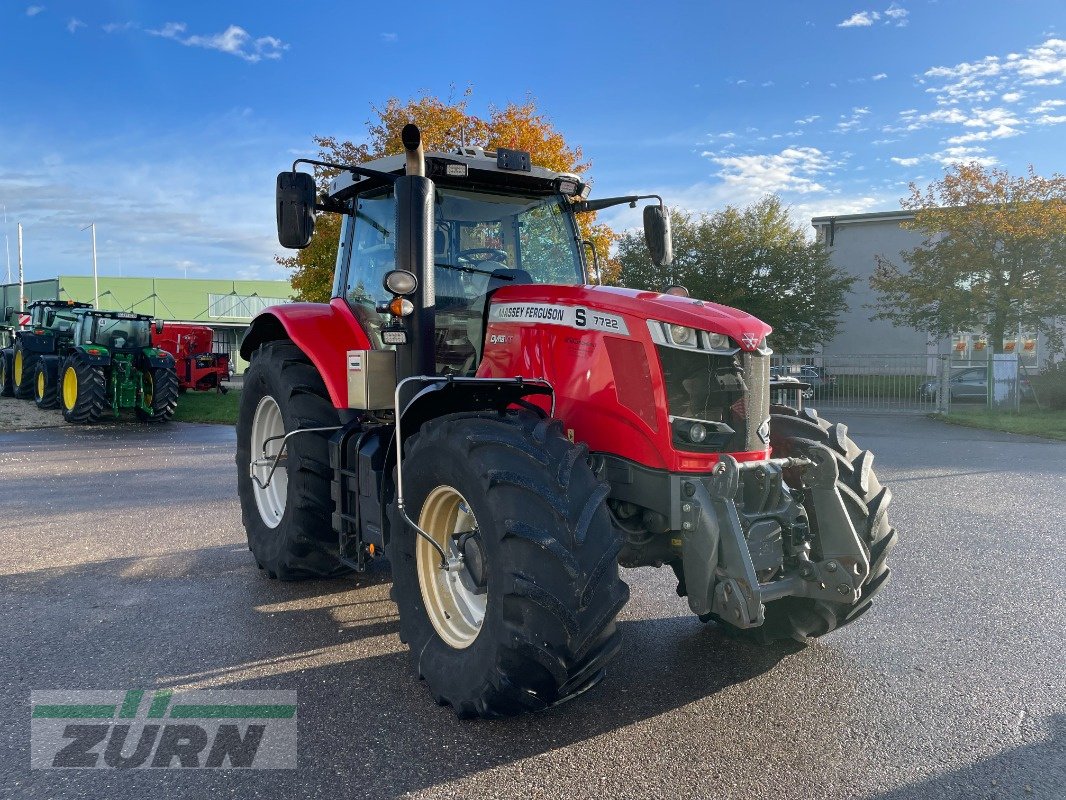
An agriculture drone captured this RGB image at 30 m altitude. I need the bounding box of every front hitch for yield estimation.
[678,445,868,628]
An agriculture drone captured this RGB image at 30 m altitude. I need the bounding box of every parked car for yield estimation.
[771,364,836,397]
[918,366,1033,402]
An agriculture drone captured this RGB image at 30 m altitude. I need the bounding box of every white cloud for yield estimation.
[835,107,871,133]
[934,146,997,167]
[1036,114,1066,125]
[66,17,84,34]
[703,146,834,195]
[838,11,879,28]
[148,22,288,63]
[102,21,138,34]
[872,72,888,80]
[890,156,921,166]
[1001,91,1024,103]
[794,115,820,125]
[380,32,398,43]
[1030,98,1065,114]
[884,3,909,26]
[716,132,736,139]
[25,5,44,16]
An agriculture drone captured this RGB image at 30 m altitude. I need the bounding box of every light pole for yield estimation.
[2,204,10,285]
[81,222,99,309]
[17,222,24,317]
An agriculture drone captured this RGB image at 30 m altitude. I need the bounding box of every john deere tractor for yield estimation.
[0,299,91,400]
[235,125,896,718]
[49,310,179,424]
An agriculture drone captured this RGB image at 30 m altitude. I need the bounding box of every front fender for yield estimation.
[241,299,372,408]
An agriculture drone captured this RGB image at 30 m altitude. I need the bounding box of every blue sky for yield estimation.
[1,0,1064,284]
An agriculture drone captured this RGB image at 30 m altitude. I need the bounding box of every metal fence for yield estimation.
[772,354,950,415]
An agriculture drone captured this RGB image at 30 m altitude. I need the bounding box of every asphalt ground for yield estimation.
[1,414,1063,799]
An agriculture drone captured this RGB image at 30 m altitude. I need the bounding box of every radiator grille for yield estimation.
[656,346,771,453]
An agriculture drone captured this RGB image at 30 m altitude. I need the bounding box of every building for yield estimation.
[1,275,293,373]
[810,211,1058,368]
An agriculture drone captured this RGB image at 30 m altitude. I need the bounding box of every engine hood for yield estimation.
[489,284,773,350]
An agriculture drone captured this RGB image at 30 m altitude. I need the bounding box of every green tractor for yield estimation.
[0,322,12,396]
[0,299,92,400]
[45,310,180,424]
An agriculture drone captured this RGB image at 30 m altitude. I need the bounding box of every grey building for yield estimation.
[810,210,1057,368]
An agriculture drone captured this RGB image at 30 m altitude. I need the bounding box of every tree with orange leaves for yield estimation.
[281,90,618,301]
[871,162,1066,355]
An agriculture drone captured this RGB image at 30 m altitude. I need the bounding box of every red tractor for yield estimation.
[151,323,230,393]
[237,126,895,718]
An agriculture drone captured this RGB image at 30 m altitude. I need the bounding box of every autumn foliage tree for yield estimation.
[616,196,855,352]
[282,90,618,301]
[871,163,1066,355]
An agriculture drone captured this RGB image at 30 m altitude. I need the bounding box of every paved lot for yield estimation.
[1,414,1064,799]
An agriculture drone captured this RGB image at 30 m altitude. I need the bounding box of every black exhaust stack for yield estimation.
[393,124,435,382]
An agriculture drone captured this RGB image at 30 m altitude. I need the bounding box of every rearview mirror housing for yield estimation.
[643,205,673,267]
[154,320,164,335]
[276,171,317,249]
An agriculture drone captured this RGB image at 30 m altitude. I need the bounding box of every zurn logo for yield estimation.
[30,690,296,769]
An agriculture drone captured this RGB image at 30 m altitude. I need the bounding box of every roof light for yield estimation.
[445,163,469,178]
[383,270,418,296]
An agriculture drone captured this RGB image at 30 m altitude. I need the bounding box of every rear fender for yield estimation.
[73,345,112,367]
[240,299,372,409]
[16,330,56,354]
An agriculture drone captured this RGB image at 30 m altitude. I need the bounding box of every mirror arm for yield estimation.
[572,194,664,214]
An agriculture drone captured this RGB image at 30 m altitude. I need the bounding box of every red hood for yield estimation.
[491,284,773,350]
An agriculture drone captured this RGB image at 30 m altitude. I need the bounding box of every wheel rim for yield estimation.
[62,366,78,410]
[14,351,22,384]
[36,371,44,400]
[250,395,287,529]
[417,485,487,649]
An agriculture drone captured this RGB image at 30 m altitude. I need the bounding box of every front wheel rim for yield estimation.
[62,366,78,410]
[417,485,487,649]
[14,351,22,384]
[36,371,44,400]
[249,395,287,528]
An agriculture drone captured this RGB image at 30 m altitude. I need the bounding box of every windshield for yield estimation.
[341,187,584,372]
[89,317,150,350]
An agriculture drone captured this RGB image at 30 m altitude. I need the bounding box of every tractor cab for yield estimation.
[27,299,92,332]
[71,310,154,353]
[325,149,595,376]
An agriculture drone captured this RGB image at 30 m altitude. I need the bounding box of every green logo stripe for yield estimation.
[169,704,296,719]
[32,704,117,719]
[119,690,144,719]
[147,690,172,718]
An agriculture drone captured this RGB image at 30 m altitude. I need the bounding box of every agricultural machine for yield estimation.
[38,309,180,423]
[151,322,231,393]
[236,125,896,718]
[0,324,11,396]
[0,299,92,400]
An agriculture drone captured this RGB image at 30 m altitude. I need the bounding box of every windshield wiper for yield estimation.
[434,262,511,278]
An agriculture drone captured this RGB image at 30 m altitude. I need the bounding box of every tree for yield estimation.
[279,90,617,300]
[615,196,855,352]
[871,162,1066,354]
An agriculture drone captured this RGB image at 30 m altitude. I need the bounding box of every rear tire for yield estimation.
[388,411,629,718]
[13,340,39,399]
[33,357,60,410]
[235,340,350,580]
[136,367,179,422]
[0,350,13,397]
[718,405,895,643]
[60,353,109,424]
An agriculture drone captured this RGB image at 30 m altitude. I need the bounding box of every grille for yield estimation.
[656,346,771,454]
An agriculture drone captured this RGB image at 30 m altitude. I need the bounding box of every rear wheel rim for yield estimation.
[36,371,44,400]
[417,485,487,649]
[250,395,287,529]
[62,366,78,410]
[14,351,22,384]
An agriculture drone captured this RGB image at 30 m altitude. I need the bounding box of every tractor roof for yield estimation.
[74,309,154,322]
[27,299,93,310]
[327,147,587,202]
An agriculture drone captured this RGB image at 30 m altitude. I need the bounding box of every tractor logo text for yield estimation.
[488,334,514,345]
[490,303,629,336]
[30,690,296,769]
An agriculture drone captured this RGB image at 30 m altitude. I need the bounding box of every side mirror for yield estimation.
[276,171,317,249]
[643,205,673,267]
[155,320,164,335]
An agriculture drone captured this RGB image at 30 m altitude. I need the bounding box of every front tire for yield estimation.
[235,340,350,580]
[0,350,13,397]
[60,353,109,424]
[135,367,179,422]
[389,411,630,718]
[33,357,60,410]
[13,341,39,399]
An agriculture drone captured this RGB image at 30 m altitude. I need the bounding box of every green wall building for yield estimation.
[1,275,293,373]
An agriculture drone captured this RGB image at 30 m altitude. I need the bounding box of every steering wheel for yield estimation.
[457,247,508,263]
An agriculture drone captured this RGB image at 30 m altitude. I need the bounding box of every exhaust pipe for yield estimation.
[401,124,425,177]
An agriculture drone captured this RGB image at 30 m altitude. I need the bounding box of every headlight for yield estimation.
[703,332,731,350]
[668,325,697,347]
